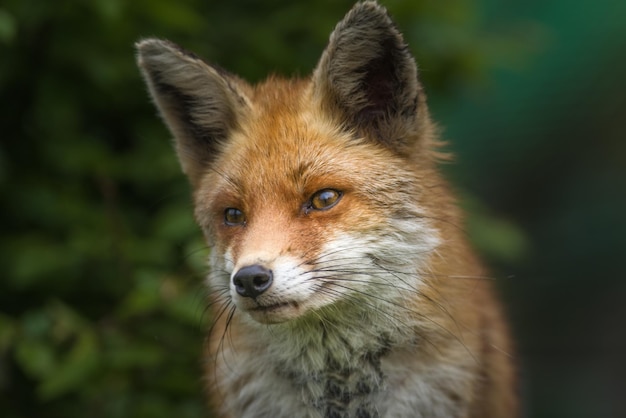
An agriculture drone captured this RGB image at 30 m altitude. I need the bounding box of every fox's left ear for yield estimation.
[312,1,426,154]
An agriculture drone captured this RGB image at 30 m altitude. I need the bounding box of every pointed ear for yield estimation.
[312,1,423,154]
[136,39,251,187]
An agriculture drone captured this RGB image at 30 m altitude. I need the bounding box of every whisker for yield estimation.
[312,283,442,355]
[307,256,478,364]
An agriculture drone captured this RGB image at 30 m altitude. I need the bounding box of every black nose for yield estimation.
[233,264,273,298]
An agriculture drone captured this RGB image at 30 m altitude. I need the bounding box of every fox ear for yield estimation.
[312,1,422,153]
[136,39,250,187]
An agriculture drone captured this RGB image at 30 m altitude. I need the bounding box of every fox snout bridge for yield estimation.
[233,265,273,298]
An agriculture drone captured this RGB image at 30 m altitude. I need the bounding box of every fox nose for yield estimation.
[233,264,273,298]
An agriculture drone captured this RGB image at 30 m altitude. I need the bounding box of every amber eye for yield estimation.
[224,208,245,226]
[310,189,342,211]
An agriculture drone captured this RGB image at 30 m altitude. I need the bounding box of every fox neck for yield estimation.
[283,331,389,418]
[243,300,413,417]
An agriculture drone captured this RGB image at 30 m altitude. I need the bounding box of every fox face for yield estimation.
[197,103,441,325]
[137,2,517,417]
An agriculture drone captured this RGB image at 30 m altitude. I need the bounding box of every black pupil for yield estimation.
[313,189,340,209]
[226,208,242,224]
[318,191,335,206]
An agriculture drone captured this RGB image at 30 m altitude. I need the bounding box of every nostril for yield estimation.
[233,276,246,294]
[233,264,273,298]
[253,274,268,287]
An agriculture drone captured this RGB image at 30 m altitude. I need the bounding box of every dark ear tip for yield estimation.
[135,39,171,69]
[135,39,177,59]
[335,1,404,51]
[345,1,393,24]
[136,39,204,67]
[136,38,162,52]
[351,1,386,13]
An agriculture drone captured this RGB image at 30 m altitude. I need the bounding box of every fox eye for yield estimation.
[224,208,245,226]
[309,189,342,211]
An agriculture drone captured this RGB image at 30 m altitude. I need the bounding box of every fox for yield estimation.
[136,1,518,417]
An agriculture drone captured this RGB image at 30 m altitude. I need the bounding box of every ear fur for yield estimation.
[136,39,251,187]
[312,1,422,154]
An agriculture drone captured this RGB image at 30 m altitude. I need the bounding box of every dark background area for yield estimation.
[1,0,624,417]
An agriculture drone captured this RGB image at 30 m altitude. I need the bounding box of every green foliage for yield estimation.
[462,194,529,264]
[0,1,515,415]
[0,0,215,415]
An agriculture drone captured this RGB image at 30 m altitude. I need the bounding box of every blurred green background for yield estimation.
[1,0,625,417]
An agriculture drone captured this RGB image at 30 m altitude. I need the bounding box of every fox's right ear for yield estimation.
[136,39,251,187]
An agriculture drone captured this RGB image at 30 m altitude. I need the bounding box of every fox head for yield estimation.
[137,1,445,326]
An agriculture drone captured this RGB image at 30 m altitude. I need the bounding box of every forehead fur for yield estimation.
[196,77,417,208]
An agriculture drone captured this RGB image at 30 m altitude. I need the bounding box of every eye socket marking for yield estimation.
[223,189,342,226]
[307,188,343,213]
[224,207,245,226]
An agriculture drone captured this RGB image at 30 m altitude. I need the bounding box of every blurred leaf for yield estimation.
[163,279,206,326]
[21,309,51,336]
[38,329,99,400]
[0,314,16,352]
[14,302,100,401]
[463,195,529,263]
[153,204,198,242]
[7,236,79,289]
[15,337,56,379]
[134,0,204,31]
[183,238,210,274]
[106,341,164,370]
[93,0,123,21]
[118,270,163,318]
[0,9,16,44]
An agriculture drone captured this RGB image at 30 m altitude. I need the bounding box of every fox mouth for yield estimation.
[247,300,301,323]
[251,300,298,312]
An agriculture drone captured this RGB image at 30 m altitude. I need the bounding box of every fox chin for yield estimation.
[136,1,519,417]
